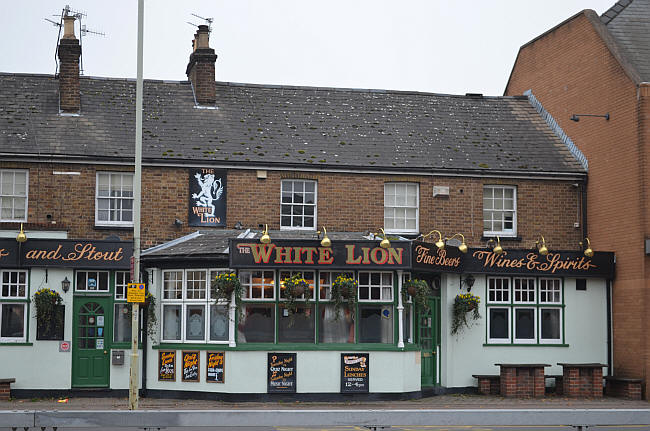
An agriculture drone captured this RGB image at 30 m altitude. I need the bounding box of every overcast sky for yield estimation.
[1,1,614,96]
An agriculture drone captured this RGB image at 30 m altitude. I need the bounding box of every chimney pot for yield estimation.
[197,25,210,49]
[62,15,76,39]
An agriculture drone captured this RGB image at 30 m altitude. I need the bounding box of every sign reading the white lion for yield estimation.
[188,168,227,227]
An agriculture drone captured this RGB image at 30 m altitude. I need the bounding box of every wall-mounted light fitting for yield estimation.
[487,236,503,254]
[319,227,331,248]
[16,223,27,243]
[376,228,390,249]
[535,235,549,256]
[570,113,610,122]
[580,237,594,257]
[61,276,71,293]
[446,233,468,254]
[174,218,183,227]
[260,224,271,244]
[421,230,445,249]
[234,221,243,230]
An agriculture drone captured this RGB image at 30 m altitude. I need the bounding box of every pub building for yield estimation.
[0,14,616,398]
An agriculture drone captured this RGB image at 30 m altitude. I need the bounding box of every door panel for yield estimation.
[72,297,111,387]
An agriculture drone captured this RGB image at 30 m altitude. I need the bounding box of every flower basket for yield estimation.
[211,272,243,322]
[451,293,481,335]
[331,275,358,320]
[401,279,431,312]
[33,288,64,340]
[282,274,311,319]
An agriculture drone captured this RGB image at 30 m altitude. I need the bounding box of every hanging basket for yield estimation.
[407,285,418,297]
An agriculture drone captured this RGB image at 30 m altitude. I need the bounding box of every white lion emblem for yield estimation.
[192,173,223,217]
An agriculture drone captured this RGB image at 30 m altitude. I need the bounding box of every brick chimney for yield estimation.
[57,14,81,113]
[186,25,217,105]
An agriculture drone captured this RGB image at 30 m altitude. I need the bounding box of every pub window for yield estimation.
[483,185,517,237]
[278,271,316,343]
[280,180,317,230]
[358,271,394,343]
[160,269,230,343]
[76,271,109,292]
[0,169,28,222]
[319,271,355,343]
[384,182,419,234]
[113,271,132,343]
[95,172,134,227]
[238,270,276,343]
[0,270,28,343]
[486,276,564,345]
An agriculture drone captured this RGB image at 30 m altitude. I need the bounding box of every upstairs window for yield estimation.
[96,172,134,227]
[280,180,317,230]
[384,183,418,234]
[0,169,28,222]
[483,185,516,237]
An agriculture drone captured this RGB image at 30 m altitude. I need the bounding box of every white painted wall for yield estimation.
[441,274,608,388]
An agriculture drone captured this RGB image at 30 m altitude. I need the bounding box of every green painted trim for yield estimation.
[153,343,421,352]
[482,343,569,347]
[0,342,33,346]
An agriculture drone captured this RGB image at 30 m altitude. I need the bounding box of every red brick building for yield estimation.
[505,0,650,396]
[0,15,615,398]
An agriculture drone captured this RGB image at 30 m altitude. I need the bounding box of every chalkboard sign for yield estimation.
[341,353,369,393]
[182,351,200,382]
[158,350,176,381]
[206,351,225,383]
[268,352,296,393]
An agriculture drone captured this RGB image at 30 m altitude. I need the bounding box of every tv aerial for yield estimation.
[43,4,105,75]
[187,13,213,32]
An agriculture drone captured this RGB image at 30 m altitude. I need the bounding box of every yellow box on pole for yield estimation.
[127,283,146,303]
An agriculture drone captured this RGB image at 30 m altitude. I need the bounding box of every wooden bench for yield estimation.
[605,376,642,400]
[472,374,500,395]
[0,378,15,401]
[545,374,564,395]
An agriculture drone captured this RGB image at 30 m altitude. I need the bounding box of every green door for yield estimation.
[72,297,111,387]
[419,296,440,387]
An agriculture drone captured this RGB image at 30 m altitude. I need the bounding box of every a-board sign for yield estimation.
[182,351,200,382]
[127,283,145,303]
[341,353,369,393]
[206,351,225,383]
[158,350,176,381]
[268,353,296,393]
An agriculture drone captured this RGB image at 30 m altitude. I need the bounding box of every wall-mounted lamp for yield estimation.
[234,221,243,230]
[461,274,475,292]
[580,237,594,257]
[260,224,271,244]
[319,227,331,248]
[376,228,391,249]
[446,233,468,253]
[61,276,71,293]
[174,218,183,227]
[421,230,445,249]
[487,236,503,254]
[16,223,27,243]
[535,235,549,256]
[570,113,610,122]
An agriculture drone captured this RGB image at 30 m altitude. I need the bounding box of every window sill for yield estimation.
[481,235,521,242]
[94,224,134,230]
[0,342,32,346]
[483,343,568,347]
[154,342,421,352]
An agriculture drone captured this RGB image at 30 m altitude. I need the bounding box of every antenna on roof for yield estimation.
[188,13,213,32]
[44,5,105,76]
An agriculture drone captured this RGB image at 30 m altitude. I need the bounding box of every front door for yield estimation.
[419,296,440,387]
[72,297,111,387]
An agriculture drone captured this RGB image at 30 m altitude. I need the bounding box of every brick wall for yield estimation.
[0,161,582,251]
[505,11,648,395]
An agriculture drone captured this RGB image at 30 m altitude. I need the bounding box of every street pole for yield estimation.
[129,0,144,411]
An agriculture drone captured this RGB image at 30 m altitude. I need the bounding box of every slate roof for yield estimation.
[601,0,650,82]
[141,229,387,258]
[0,73,585,176]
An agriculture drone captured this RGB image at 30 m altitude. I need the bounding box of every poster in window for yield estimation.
[182,351,200,382]
[158,350,176,381]
[188,168,227,227]
[267,352,296,393]
[206,351,225,383]
[341,353,369,393]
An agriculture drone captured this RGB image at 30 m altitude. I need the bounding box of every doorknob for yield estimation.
[104,350,108,354]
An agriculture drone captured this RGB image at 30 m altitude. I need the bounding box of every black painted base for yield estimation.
[11,386,478,402]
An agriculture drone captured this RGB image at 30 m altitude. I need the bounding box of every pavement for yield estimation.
[2,393,648,411]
